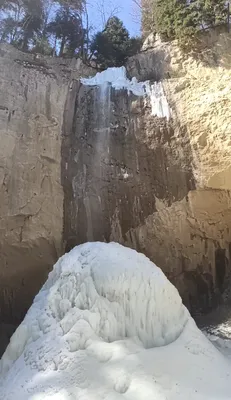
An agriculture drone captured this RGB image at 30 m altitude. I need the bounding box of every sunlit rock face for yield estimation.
[126,28,231,312]
[63,29,231,314]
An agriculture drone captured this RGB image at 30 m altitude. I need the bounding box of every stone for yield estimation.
[0,44,93,325]
[1,27,231,334]
[63,28,231,314]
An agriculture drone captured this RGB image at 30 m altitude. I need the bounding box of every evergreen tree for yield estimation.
[20,12,43,51]
[31,36,53,55]
[46,0,87,56]
[0,0,87,56]
[91,17,130,68]
[0,16,17,41]
[0,0,44,49]
[189,0,227,28]
[91,16,141,68]
[155,0,181,39]
[152,0,227,41]
[47,9,85,56]
[128,36,143,56]
[154,0,203,40]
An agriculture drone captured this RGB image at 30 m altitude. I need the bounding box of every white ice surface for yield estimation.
[206,333,231,360]
[149,82,171,120]
[203,322,231,360]
[81,66,148,96]
[1,242,231,400]
[81,67,171,119]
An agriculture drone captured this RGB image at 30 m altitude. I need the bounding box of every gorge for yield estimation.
[1,28,231,356]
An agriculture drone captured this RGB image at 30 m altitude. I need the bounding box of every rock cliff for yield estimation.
[0,44,92,328]
[1,27,231,337]
[126,29,231,312]
[63,29,231,314]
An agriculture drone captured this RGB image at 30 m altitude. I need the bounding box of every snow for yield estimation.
[81,67,171,120]
[1,242,231,400]
[81,66,148,97]
[202,322,231,360]
[206,333,231,360]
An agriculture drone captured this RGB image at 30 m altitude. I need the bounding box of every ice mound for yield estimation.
[1,243,188,374]
[1,242,231,400]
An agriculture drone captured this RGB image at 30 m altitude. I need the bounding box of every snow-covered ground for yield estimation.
[196,303,231,360]
[200,319,231,360]
[0,242,231,400]
[206,331,231,360]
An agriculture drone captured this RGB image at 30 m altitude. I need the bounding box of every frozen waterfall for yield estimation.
[81,66,171,120]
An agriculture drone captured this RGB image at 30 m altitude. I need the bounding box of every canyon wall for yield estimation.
[63,29,231,314]
[62,82,194,247]
[0,44,92,326]
[1,27,231,335]
[127,30,231,312]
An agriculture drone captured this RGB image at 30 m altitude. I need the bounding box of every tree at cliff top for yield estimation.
[0,0,141,59]
[0,0,87,55]
[47,7,86,57]
[142,0,228,41]
[154,0,201,41]
[91,16,142,69]
[189,0,227,28]
[0,0,44,48]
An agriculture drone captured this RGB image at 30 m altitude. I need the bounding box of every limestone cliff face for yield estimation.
[63,29,231,314]
[62,83,194,248]
[1,28,231,327]
[126,29,231,312]
[0,44,92,324]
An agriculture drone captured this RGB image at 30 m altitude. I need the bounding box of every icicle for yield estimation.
[81,66,171,120]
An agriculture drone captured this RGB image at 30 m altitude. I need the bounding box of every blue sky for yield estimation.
[87,0,141,36]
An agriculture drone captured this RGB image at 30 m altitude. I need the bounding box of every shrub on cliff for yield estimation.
[143,0,228,42]
[91,17,142,69]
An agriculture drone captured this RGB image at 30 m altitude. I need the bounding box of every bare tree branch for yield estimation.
[94,0,122,29]
[132,0,141,9]
[131,0,141,25]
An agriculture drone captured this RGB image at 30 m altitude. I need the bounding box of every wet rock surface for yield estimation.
[62,82,194,248]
